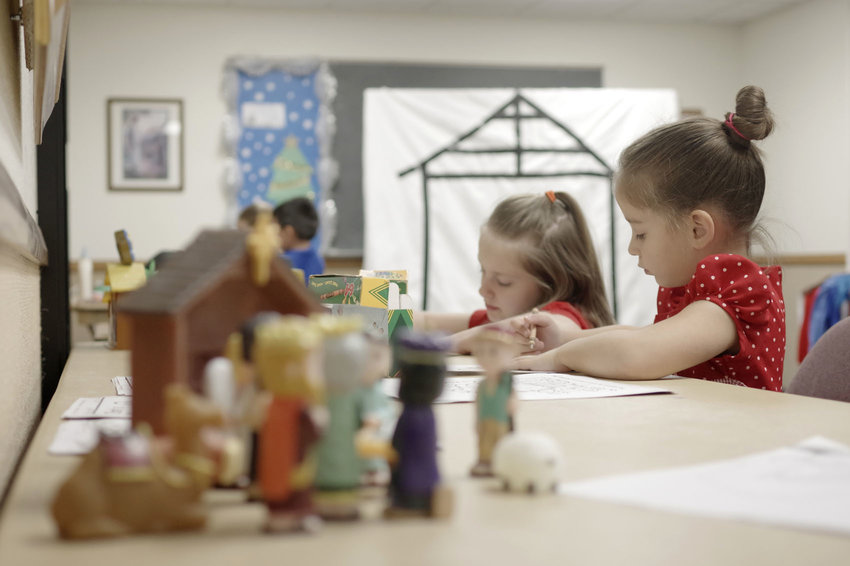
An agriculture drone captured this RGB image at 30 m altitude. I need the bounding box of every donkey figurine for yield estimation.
[52,383,232,539]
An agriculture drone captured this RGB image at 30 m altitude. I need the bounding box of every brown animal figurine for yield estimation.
[51,384,230,539]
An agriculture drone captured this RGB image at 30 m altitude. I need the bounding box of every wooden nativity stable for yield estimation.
[118,228,325,432]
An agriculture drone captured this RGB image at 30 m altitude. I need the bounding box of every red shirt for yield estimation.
[655,254,785,391]
[468,301,592,330]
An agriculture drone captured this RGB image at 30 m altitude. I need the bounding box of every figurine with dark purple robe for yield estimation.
[385,331,453,519]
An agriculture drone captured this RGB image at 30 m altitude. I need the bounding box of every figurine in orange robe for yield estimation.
[251,315,326,533]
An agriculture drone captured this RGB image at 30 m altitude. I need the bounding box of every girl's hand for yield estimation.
[512,311,581,352]
[510,349,572,373]
[450,321,527,354]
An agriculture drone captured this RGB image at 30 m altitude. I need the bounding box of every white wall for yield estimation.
[743,0,850,256]
[1,6,36,212]
[68,3,741,260]
[0,0,42,499]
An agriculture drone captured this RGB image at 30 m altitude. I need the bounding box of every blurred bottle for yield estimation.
[78,248,93,301]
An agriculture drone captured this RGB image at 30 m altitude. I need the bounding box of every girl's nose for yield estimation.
[478,281,491,299]
[627,239,639,256]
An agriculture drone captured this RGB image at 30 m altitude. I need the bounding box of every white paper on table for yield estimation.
[112,375,133,396]
[447,361,484,374]
[447,361,539,375]
[560,436,850,537]
[48,419,133,455]
[62,396,132,419]
[382,373,671,404]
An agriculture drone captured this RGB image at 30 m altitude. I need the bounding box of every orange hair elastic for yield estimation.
[546,190,557,203]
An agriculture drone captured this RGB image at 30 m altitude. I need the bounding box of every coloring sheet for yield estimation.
[111,375,133,396]
[48,419,133,455]
[382,373,670,404]
[62,396,132,419]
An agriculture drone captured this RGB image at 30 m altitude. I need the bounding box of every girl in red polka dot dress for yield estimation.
[514,86,785,391]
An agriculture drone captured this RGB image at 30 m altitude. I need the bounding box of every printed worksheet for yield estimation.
[382,373,670,404]
[560,436,850,536]
[447,361,484,374]
[62,396,132,419]
[111,375,133,396]
[48,419,133,455]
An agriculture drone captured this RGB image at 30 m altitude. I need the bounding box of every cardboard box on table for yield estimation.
[104,262,147,350]
[308,270,413,341]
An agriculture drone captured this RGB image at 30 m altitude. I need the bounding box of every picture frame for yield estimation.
[107,98,183,191]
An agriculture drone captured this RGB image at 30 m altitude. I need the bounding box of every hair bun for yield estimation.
[726,85,774,145]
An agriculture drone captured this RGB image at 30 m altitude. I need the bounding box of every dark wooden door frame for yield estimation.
[38,60,69,412]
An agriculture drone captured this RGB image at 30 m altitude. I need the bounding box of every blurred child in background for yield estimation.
[273,197,325,282]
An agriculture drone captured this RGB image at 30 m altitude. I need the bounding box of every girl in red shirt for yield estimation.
[416,191,614,353]
[515,86,785,391]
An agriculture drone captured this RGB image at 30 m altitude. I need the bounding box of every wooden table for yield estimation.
[2,342,850,565]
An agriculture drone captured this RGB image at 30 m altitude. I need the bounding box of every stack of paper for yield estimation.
[49,378,134,455]
[560,436,850,536]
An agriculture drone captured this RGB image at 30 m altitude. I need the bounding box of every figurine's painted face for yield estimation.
[473,338,517,377]
[397,332,448,405]
[324,332,368,393]
[477,227,543,322]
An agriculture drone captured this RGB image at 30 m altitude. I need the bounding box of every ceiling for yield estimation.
[80,0,809,25]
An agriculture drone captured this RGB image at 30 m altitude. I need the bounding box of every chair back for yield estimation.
[788,317,850,402]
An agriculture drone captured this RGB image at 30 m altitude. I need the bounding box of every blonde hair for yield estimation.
[485,192,614,328]
[237,202,273,231]
[617,85,775,246]
[253,316,323,401]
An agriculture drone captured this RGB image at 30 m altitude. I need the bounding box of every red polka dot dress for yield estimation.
[655,254,785,391]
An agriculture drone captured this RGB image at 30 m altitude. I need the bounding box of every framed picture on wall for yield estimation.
[107,98,183,191]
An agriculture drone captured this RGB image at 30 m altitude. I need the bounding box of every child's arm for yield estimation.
[452,312,584,354]
[512,301,738,379]
[414,311,470,335]
[514,311,622,351]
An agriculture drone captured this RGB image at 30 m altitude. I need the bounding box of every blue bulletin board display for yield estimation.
[222,58,337,250]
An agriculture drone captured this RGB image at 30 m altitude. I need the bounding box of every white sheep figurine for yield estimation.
[491,432,565,494]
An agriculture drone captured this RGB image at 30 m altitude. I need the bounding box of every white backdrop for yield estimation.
[363,88,678,326]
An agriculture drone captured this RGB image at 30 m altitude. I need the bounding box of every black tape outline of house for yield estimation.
[399,92,617,316]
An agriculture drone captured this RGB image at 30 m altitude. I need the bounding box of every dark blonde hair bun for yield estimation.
[723,86,775,148]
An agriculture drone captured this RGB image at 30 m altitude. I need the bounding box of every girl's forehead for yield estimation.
[614,178,642,202]
[480,226,529,252]
[478,229,528,267]
[614,187,646,217]
[614,172,658,207]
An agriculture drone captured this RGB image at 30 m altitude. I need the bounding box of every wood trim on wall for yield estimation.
[755,254,845,266]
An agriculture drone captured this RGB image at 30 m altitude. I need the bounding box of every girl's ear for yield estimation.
[689,209,715,250]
